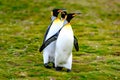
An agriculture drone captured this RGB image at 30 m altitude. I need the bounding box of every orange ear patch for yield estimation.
[58,10,62,12]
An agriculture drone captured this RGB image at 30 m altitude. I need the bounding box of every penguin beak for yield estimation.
[61,9,66,12]
[58,9,66,12]
[58,10,62,12]
[75,12,81,14]
[73,12,81,16]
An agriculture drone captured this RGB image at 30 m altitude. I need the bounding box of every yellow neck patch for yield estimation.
[54,18,60,22]
[64,23,71,28]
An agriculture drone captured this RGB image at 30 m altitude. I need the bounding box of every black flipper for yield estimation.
[74,36,79,51]
[43,21,53,43]
[39,26,62,52]
[39,32,59,52]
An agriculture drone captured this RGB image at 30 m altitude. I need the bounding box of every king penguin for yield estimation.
[55,13,80,72]
[39,9,66,68]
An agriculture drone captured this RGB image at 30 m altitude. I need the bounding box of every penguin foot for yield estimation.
[67,69,71,72]
[44,63,51,69]
[52,63,55,68]
[55,67,63,71]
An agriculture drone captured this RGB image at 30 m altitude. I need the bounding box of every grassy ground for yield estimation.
[0,0,120,80]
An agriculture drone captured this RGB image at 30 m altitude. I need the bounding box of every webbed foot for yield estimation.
[44,63,51,69]
[55,67,63,71]
[67,69,71,72]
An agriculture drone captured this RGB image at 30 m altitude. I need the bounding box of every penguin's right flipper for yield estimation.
[39,33,59,52]
[74,36,79,51]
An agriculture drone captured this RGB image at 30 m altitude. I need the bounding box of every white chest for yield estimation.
[56,24,74,52]
[46,19,63,40]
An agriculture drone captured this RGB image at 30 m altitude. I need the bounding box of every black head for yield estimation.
[61,11,67,19]
[66,13,81,22]
[52,8,66,17]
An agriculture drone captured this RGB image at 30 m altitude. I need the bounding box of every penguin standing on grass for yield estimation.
[40,11,80,72]
[55,13,80,72]
[39,9,66,68]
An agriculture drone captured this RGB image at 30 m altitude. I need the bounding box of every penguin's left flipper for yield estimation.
[74,36,79,51]
[39,33,59,52]
[43,21,53,43]
[43,25,51,42]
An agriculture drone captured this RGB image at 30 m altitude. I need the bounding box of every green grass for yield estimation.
[0,0,120,80]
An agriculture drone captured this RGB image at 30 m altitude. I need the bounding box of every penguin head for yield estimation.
[66,13,81,22]
[61,11,67,19]
[51,8,66,17]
